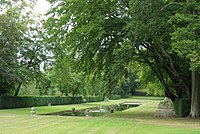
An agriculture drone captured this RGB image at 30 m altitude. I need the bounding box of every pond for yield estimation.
[42,102,142,117]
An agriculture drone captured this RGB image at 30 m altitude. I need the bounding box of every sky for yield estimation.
[34,0,50,15]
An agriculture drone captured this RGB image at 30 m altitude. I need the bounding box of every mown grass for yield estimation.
[0,96,200,134]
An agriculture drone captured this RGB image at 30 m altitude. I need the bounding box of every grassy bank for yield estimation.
[0,96,199,134]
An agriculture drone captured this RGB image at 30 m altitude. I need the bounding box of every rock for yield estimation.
[84,109,91,116]
[155,109,176,117]
[155,97,176,118]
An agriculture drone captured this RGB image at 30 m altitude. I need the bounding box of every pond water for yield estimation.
[43,102,141,117]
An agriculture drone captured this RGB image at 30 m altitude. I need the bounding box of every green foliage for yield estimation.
[173,97,191,117]
[0,96,103,109]
[0,0,49,96]
[83,75,106,97]
[15,25,52,96]
[36,73,54,96]
[50,56,85,97]
[146,82,164,97]
[0,1,29,95]
[45,0,131,95]
[170,1,200,71]
[112,72,138,98]
[84,96,104,102]
[46,0,200,117]
[44,0,192,102]
[138,65,164,97]
[109,95,121,100]
[128,0,192,100]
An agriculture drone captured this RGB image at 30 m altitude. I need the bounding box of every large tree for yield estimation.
[45,0,131,94]
[50,55,85,97]
[0,1,31,95]
[128,0,191,101]
[45,0,199,116]
[46,0,189,98]
[170,0,200,117]
[0,0,49,96]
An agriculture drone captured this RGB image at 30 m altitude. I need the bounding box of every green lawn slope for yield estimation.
[0,96,199,134]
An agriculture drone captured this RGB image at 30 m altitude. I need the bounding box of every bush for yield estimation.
[173,98,191,117]
[34,97,47,106]
[109,95,121,100]
[0,96,81,109]
[84,96,104,102]
[0,95,104,109]
[71,96,82,104]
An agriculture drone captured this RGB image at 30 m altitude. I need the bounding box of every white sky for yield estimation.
[34,0,50,15]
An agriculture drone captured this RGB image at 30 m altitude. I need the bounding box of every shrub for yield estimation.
[71,96,82,104]
[173,98,191,117]
[84,96,104,102]
[0,96,104,109]
[109,95,121,100]
[0,96,81,109]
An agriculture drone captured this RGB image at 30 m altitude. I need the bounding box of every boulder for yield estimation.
[155,97,176,118]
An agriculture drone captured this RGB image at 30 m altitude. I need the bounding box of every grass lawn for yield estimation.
[0,96,200,134]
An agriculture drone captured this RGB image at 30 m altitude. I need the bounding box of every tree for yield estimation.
[50,56,85,97]
[0,0,31,95]
[83,74,106,97]
[138,64,164,96]
[170,0,200,117]
[36,72,53,95]
[15,25,50,96]
[45,0,132,96]
[0,0,50,96]
[45,0,197,116]
[128,0,191,101]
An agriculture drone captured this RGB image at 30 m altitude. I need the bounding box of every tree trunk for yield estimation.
[190,71,200,117]
[14,82,22,96]
[131,86,134,96]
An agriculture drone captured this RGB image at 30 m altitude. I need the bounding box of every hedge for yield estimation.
[109,95,121,100]
[173,97,191,117]
[84,96,104,102]
[0,96,103,109]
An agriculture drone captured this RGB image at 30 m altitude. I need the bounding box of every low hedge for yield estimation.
[84,96,104,102]
[173,97,191,117]
[0,96,103,109]
[109,95,121,100]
